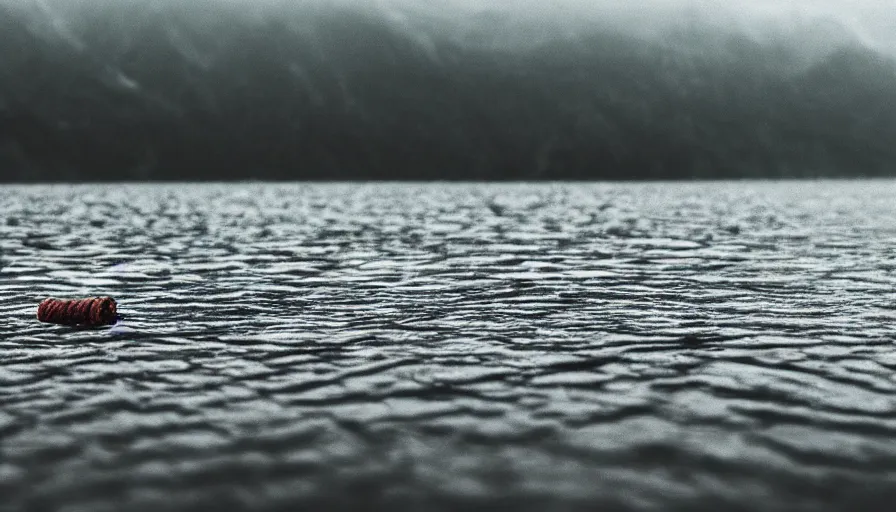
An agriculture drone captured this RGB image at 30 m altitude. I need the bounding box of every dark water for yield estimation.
[2,181,896,511]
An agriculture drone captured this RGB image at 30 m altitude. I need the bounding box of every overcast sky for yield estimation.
[382,0,896,50]
[6,0,896,54]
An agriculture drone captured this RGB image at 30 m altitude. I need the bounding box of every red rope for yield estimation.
[37,297,118,327]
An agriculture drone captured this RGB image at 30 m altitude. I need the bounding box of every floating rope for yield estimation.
[37,297,118,327]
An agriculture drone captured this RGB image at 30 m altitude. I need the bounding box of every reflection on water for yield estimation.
[1,181,896,511]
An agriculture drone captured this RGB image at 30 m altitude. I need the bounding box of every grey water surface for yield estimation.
[1,181,896,511]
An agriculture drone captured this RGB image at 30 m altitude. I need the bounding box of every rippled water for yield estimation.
[2,181,896,511]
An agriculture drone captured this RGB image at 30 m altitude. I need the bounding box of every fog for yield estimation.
[9,0,895,52]
[1,0,894,181]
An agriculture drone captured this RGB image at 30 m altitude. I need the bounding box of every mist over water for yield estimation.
[3,4,896,509]
[1,0,895,181]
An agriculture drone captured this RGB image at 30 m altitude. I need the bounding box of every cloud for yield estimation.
[367,0,896,54]
[5,0,895,54]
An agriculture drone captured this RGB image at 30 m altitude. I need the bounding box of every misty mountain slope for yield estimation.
[1,3,895,181]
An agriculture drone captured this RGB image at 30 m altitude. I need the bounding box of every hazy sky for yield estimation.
[7,0,896,54]
[361,0,896,54]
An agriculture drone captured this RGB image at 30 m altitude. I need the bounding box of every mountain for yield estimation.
[1,2,894,181]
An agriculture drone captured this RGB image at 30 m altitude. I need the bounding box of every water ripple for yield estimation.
[2,181,896,511]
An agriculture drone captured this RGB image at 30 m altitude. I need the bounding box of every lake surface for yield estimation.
[2,181,896,511]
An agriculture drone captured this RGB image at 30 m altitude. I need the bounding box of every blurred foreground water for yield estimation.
[1,181,896,511]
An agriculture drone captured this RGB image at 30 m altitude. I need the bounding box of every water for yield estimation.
[1,181,896,511]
